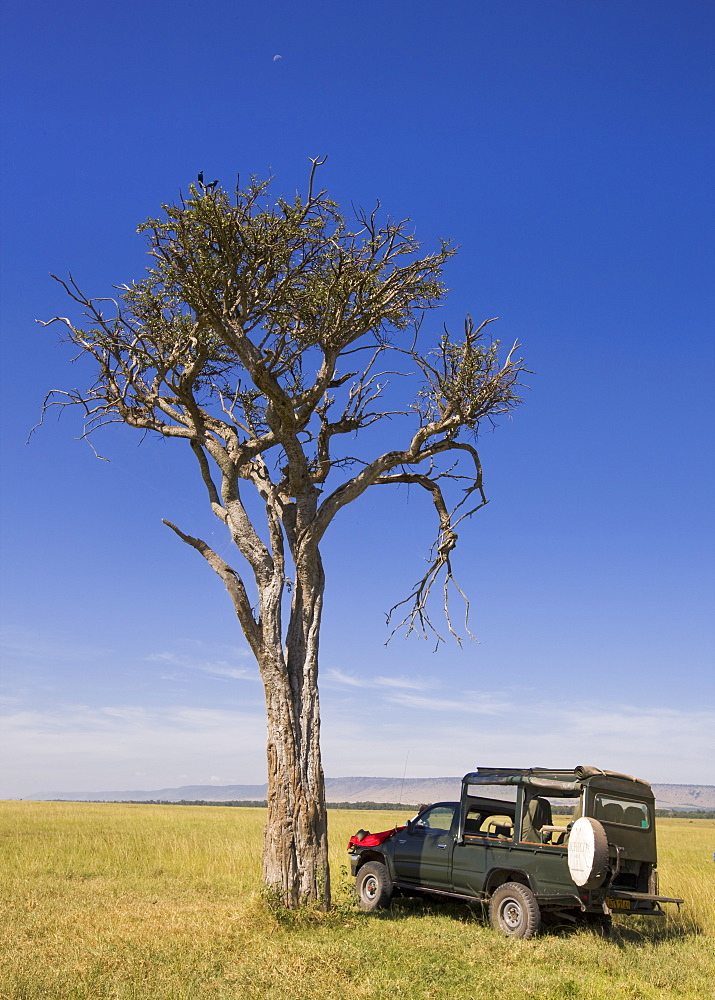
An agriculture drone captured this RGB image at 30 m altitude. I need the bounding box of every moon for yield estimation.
[273,54,282,62]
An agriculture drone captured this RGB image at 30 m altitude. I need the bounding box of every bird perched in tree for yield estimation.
[197,171,218,191]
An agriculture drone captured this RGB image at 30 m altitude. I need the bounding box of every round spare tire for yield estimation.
[568,817,610,888]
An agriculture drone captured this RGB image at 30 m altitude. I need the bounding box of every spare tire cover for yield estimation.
[568,817,610,888]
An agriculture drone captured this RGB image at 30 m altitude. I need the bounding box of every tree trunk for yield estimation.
[260,548,330,907]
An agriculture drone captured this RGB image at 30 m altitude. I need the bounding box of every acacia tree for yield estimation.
[42,160,525,907]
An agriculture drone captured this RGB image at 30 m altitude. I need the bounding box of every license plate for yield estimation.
[607,897,632,911]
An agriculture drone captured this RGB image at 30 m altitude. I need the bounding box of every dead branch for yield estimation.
[162,519,262,653]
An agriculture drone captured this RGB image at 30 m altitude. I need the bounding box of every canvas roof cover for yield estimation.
[463,766,652,797]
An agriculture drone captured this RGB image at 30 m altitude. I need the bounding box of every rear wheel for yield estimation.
[356,861,393,911]
[489,882,541,939]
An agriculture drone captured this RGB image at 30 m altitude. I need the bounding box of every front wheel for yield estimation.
[489,882,541,938]
[355,861,393,911]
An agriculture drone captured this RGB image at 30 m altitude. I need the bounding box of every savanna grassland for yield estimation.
[1,802,713,999]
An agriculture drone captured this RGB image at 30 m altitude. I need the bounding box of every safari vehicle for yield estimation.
[348,765,683,938]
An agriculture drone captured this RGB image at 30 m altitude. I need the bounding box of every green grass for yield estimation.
[1,802,713,999]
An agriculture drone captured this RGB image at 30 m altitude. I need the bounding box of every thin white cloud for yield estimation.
[320,688,715,785]
[387,691,513,715]
[375,675,426,691]
[326,676,715,779]
[0,629,112,663]
[200,664,258,681]
[2,688,712,798]
[324,668,365,688]
[0,703,268,797]
[321,703,715,786]
[146,648,258,682]
[324,668,426,691]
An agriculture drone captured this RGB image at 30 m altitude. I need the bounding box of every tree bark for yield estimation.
[259,547,329,907]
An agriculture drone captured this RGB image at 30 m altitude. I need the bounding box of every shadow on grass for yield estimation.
[263,873,704,944]
[609,916,704,945]
[364,894,703,945]
[370,894,484,923]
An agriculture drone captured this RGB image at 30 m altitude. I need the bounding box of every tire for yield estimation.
[356,861,393,911]
[489,882,541,939]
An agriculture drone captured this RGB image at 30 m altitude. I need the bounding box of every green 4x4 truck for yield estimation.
[348,765,683,938]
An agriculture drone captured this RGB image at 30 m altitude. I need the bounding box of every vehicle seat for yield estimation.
[622,806,645,827]
[601,803,623,824]
[521,796,553,843]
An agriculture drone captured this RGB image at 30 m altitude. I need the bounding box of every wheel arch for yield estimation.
[355,850,388,872]
[485,867,535,896]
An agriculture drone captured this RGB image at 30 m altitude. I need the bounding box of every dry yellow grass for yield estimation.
[1,801,712,999]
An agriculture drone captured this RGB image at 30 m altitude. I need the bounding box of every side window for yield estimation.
[414,805,456,833]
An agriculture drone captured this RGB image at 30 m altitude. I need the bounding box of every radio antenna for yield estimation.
[398,751,410,808]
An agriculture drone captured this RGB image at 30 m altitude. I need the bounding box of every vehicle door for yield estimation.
[451,837,489,897]
[452,808,515,896]
[392,804,456,888]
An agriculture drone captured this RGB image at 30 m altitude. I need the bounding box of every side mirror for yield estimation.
[406,819,414,834]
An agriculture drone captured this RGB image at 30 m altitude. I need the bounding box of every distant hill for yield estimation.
[24,776,715,811]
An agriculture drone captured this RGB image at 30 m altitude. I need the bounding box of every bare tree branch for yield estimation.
[162,519,262,654]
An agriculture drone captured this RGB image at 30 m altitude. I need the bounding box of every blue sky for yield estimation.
[1,0,713,796]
